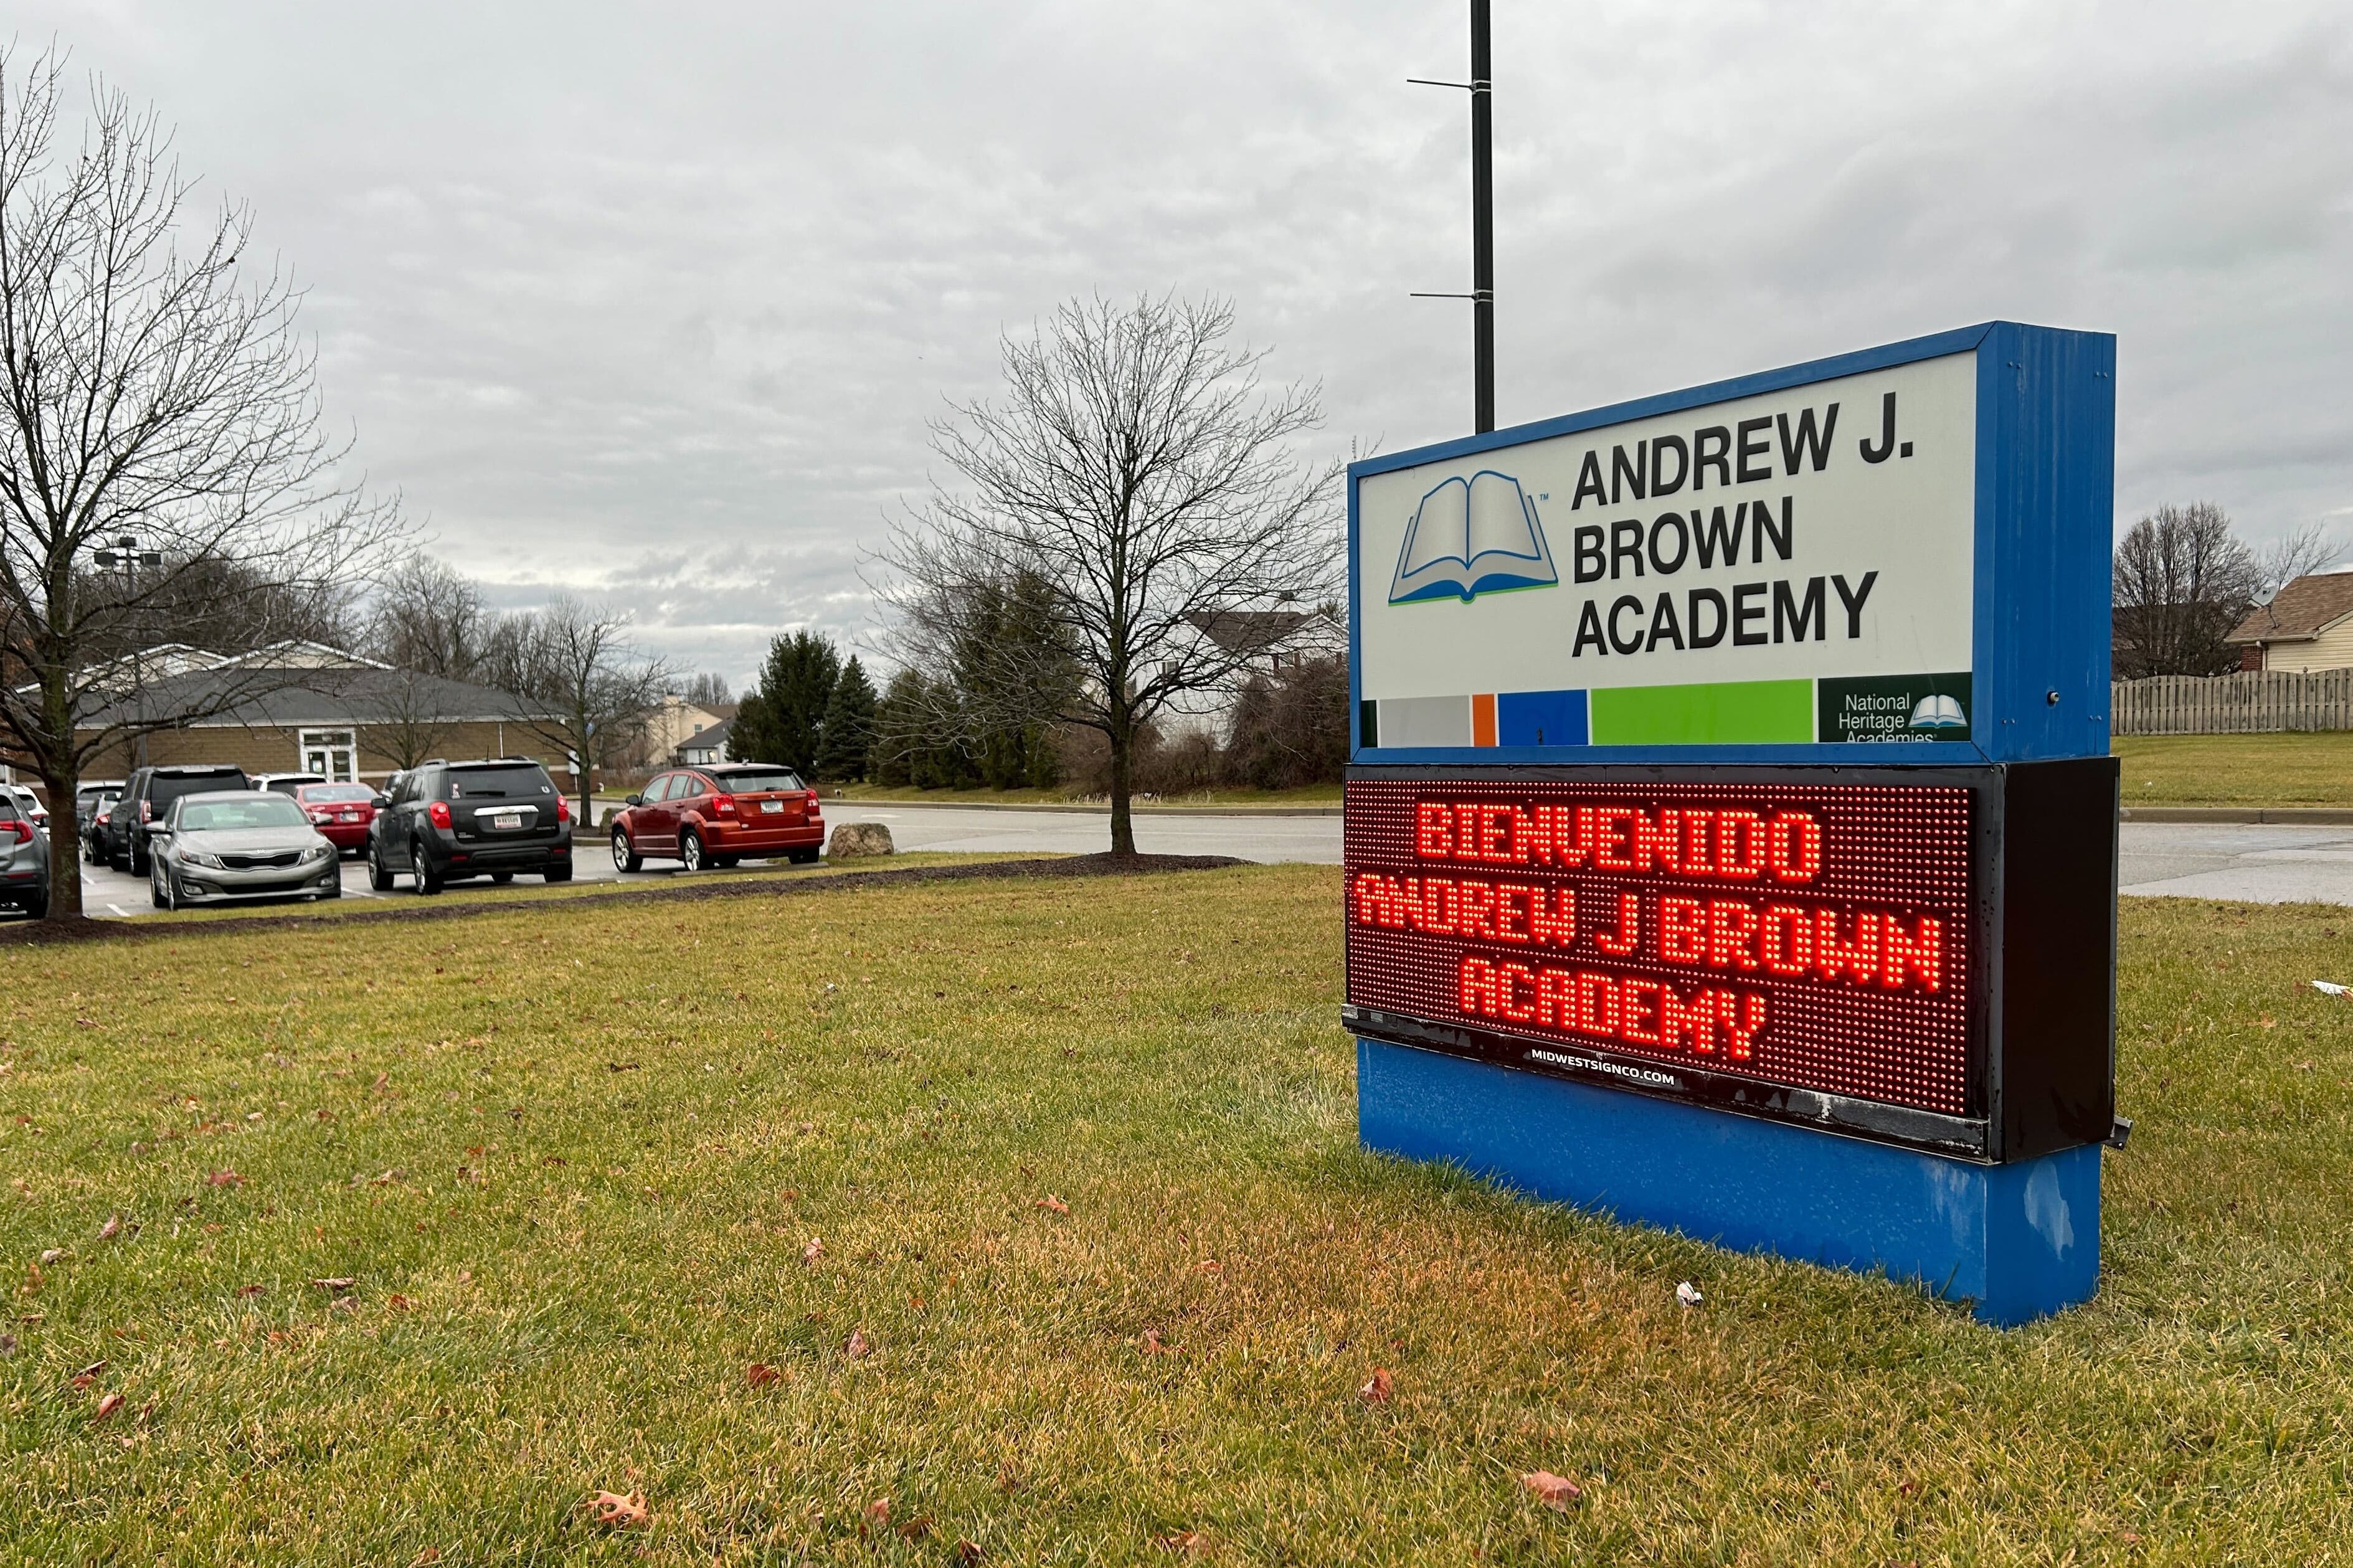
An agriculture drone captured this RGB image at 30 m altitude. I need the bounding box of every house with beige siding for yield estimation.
[2227,570,2353,673]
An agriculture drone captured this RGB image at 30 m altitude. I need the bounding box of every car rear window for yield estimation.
[0,796,17,822]
[179,795,308,831]
[443,766,555,800]
[708,769,805,794]
[300,784,375,803]
[148,772,249,809]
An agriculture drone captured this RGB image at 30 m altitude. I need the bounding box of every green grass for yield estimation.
[3,868,2352,1564]
[2114,730,2353,806]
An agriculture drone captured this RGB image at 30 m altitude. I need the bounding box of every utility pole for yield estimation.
[1412,0,1497,434]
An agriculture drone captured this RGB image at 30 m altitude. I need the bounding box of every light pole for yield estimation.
[1411,0,1497,435]
[92,535,162,770]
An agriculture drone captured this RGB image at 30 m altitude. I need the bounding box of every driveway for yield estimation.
[50,811,2353,918]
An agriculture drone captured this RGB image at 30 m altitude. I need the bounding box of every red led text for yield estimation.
[1415,801,1824,884]
[1457,955,1767,1060]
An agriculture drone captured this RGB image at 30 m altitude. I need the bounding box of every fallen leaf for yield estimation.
[1195,1260,1221,1274]
[0,1334,15,1356]
[413,1550,443,1565]
[802,1237,825,1265]
[844,1328,871,1359]
[206,1171,245,1188]
[583,1489,647,1529]
[957,1541,985,1565]
[1358,1367,1394,1404]
[1036,1195,1069,1215]
[1140,1329,1175,1355]
[38,1249,62,1266]
[1521,1470,1583,1511]
[92,1392,125,1424]
[311,1277,357,1292]
[864,1498,891,1526]
[386,1294,415,1312]
[746,1363,780,1388]
[235,1284,267,1298]
[1675,1280,1703,1308]
[899,1515,934,1541]
[97,1214,121,1240]
[2260,1016,2277,1029]
[74,1359,107,1379]
[1155,1530,1206,1553]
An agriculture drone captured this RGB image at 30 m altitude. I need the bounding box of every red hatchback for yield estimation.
[610,764,823,873]
[293,782,379,856]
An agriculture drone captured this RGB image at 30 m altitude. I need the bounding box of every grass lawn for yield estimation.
[3,867,2352,1564]
[2114,730,2353,806]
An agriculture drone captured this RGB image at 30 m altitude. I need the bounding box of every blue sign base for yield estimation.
[1358,1039,2100,1326]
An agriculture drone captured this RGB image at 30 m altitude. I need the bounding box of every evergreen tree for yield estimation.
[731,631,840,775]
[813,656,879,781]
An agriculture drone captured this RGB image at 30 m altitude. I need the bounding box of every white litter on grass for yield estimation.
[1675,1281,1703,1308]
[2313,980,2349,998]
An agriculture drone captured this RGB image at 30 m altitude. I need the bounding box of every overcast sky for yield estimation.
[12,2,2352,687]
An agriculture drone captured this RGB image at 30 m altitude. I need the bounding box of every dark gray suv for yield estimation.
[0,791,49,919]
[366,758,574,894]
[104,764,253,874]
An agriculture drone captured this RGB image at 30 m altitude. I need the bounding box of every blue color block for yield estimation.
[1358,1039,2100,1326]
[1495,689,1588,747]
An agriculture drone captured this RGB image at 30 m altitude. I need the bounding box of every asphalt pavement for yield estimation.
[50,806,2353,918]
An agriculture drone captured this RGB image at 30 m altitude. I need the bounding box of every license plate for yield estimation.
[760,801,784,813]
[339,812,359,821]
[491,812,522,831]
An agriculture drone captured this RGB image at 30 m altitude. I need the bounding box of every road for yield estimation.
[51,807,2353,917]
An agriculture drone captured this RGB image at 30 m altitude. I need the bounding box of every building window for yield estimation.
[299,729,357,782]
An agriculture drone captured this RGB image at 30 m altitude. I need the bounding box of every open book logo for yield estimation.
[1388,470,1560,605]
[1910,694,1967,730]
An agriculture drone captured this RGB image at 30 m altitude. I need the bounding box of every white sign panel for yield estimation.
[1354,351,1977,748]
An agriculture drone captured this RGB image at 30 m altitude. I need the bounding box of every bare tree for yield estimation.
[481,594,673,826]
[876,294,1342,853]
[2111,503,2262,678]
[366,552,498,681]
[2252,522,2345,602]
[0,48,398,917]
[682,671,732,709]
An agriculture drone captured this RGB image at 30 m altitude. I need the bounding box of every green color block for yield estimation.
[1589,679,1815,745]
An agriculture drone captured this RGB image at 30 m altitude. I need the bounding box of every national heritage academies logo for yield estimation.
[1388,470,1560,605]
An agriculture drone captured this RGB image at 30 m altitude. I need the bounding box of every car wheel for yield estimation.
[367,841,395,892]
[543,862,572,884]
[611,826,642,874]
[130,844,148,877]
[24,881,48,920]
[679,828,706,873]
[413,840,443,895]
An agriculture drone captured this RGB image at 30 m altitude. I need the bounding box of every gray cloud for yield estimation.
[11,1,2352,686]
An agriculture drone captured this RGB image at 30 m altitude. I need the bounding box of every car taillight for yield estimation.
[805,790,821,812]
[2,819,28,843]
[140,800,152,821]
[428,800,452,829]
[308,808,336,822]
[710,793,737,816]
[556,795,570,823]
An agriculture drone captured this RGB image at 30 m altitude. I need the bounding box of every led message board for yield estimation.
[1342,762,2116,1163]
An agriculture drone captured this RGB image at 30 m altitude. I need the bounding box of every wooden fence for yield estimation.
[2111,670,2353,735]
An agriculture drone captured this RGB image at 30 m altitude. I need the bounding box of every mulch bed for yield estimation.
[0,853,1245,948]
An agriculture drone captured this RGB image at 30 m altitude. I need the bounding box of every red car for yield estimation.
[293,782,379,856]
[609,764,822,872]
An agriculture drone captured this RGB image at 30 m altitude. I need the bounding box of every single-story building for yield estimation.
[2227,569,2353,672]
[71,645,564,785]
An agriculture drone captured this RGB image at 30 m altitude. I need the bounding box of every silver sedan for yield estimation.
[147,790,343,910]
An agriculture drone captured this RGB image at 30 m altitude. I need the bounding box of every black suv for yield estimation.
[367,758,573,894]
[107,765,253,874]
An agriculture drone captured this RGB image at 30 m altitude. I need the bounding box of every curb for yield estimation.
[817,800,1342,818]
[2121,806,2353,825]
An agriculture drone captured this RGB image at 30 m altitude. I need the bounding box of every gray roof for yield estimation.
[78,665,555,729]
[679,717,734,751]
